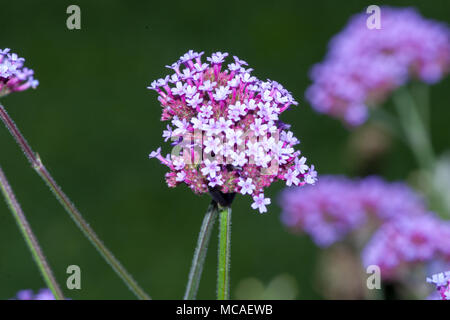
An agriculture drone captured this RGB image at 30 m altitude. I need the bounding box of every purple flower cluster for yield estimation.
[362,214,450,279]
[0,48,39,97]
[306,7,450,126]
[280,175,426,247]
[12,288,54,300]
[148,50,317,213]
[427,271,450,300]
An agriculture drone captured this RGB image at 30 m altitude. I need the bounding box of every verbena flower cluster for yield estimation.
[148,50,317,213]
[306,7,450,126]
[12,288,54,300]
[0,48,39,97]
[427,271,450,300]
[279,175,426,246]
[362,215,450,279]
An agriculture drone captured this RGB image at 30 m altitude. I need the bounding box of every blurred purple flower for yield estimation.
[0,48,39,97]
[279,175,426,247]
[13,288,55,300]
[306,7,450,126]
[362,215,450,280]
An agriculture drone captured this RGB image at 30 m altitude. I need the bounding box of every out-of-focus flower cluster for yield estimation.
[148,50,317,213]
[280,175,450,282]
[280,175,426,246]
[427,271,450,300]
[0,48,39,97]
[362,215,450,279]
[306,7,450,126]
[12,288,54,300]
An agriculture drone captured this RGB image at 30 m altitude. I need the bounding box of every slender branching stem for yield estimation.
[0,104,150,300]
[217,205,232,300]
[184,201,219,300]
[0,165,64,300]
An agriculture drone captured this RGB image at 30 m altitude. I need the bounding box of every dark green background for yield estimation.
[0,0,449,299]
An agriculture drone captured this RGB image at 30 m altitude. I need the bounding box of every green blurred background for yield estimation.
[0,0,449,299]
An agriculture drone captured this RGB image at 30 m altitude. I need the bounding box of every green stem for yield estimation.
[217,205,232,300]
[184,201,219,300]
[392,87,435,171]
[0,104,150,300]
[392,87,450,218]
[0,165,64,300]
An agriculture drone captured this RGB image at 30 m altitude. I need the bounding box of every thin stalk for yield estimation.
[217,205,231,300]
[392,87,435,171]
[184,201,219,300]
[411,82,430,130]
[0,166,64,300]
[392,87,450,218]
[0,104,150,300]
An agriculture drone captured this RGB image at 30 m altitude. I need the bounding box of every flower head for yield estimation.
[148,50,316,212]
[279,175,426,247]
[0,48,39,97]
[306,7,450,126]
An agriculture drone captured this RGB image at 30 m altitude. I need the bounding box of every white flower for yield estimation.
[172,156,186,170]
[184,84,197,97]
[427,271,450,287]
[305,165,318,184]
[238,178,255,195]
[281,131,299,145]
[247,99,258,110]
[205,118,221,136]
[199,80,216,92]
[216,117,232,133]
[176,171,186,182]
[295,156,309,174]
[149,147,161,159]
[251,194,271,213]
[261,90,273,102]
[249,118,268,136]
[285,168,300,186]
[162,125,173,142]
[171,81,185,96]
[207,174,223,187]
[204,136,223,154]
[226,129,243,147]
[201,159,220,177]
[231,151,248,167]
[199,104,213,119]
[187,92,203,108]
[207,51,228,64]
[172,118,190,136]
[213,86,231,101]
[228,108,241,122]
[245,141,261,158]
[191,117,207,130]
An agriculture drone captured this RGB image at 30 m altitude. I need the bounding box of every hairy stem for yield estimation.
[0,104,150,300]
[0,166,64,300]
[184,201,219,300]
[217,205,232,300]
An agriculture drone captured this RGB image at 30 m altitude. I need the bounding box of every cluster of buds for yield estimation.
[427,271,450,300]
[0,48,39,97]
[148,50,316,212]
